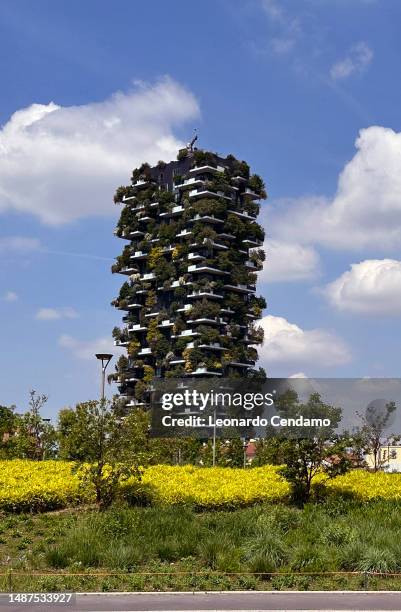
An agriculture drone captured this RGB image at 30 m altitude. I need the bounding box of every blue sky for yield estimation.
[1,0,401,419]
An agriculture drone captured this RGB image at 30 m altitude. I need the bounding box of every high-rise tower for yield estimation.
[111,146,266,410]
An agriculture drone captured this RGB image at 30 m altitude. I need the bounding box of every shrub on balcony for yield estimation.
[114,185,134,204]
[177,148,188,161]
[192,198,226,217]
[248,174,267,199]
[192,150,217,168]
[249,248,266,267]
[225,213,246,239]
[198,325,220,344]
[155,259,176,282]
[143,365,155,384]
[190,299,220,320]
[248,222,265,242]
[158,221,178,243]
[112,327,122,342]
[158,189,175,204]
[127,339,140,357]
[248,324,264,344]
[131,162,151,183]
[146,319,162,348]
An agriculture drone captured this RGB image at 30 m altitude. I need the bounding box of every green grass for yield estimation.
[2,500,401,591]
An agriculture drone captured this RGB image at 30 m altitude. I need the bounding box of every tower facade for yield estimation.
[111,147,266,410]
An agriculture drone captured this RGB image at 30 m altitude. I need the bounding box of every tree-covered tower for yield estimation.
[110,145,267,410]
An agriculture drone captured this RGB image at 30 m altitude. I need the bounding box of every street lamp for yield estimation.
[95,353,113,402]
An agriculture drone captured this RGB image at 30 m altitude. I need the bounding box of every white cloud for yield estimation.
[4,291,18,302]
[260,240,320,282]
[330,42,373,80]
[0,236,41,252]
[324,259,401,315]
[289,372,307,378]
[0,78,199,225]
[261,0,301,55]
[271,126,401,250]
[259,315,351,369]
[59,334,123,360]
[36,307,79,320]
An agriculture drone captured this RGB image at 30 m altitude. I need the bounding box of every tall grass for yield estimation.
[44,500,401,575]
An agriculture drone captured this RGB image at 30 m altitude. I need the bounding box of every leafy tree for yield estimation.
[60,399,141,509]
[271,390,351,506]
[13,390,57,460]
[0,405,18,458]
[357,401,399,471]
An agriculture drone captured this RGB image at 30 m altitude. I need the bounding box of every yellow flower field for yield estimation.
[0,460,92,512]
[324,469,401,501]
[138,464,290,508]
[2,460,401,512]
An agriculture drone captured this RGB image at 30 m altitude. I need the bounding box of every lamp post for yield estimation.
[95,353,113,402]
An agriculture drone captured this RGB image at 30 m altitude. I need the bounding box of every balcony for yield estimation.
[189,367,222,376]
[132,203,145,212]
[188,264,228,276]
[229,361,255,368]
[173,329,199,338]
[176,304,192,313]
[245,260,258,269]
[114,339,129,347]
[127,302,142,309]
[132,179,154,190]
[187,317,225,326]
[126,399,146,408]
[190,240,228,251]
[138,215,152,223]
[187,291,223,300]
[218,232,235,240]
[227,209,257,221]
[189,214,224,225]
[189,188,231,201]
[131,251,147,260]
[158,319,174,328]
[122,195,137,202]
[169,358,185,365]
[128,324,146,332]
[159,205,184,218]
[144,311,160,318]
[197,343,226,351]
[188,252,204,262]
[242,188,259,200]
[220,307,235,315]
[175,177,204,189]
[223,283,256,294]
[119,266,137,275]
[242,238,263,247]
[176,229,192,238]
[189,165,225,175]
[139,272,156,281]
[129,230,145,238]
[138,347,152,356]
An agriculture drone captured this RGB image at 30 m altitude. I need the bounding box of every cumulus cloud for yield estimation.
[271,126,401,251]
[3,291,18,302]
[330,42,373,80]
[59,334,123,360]
[36,307,79,320]
[324,259,401,315]
[258,315,351,370]
[0,78,199,225]
[0,236,41,252]
[260,240,320,282]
